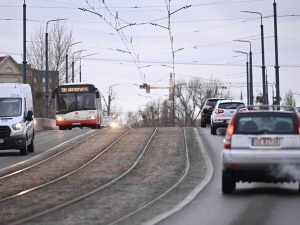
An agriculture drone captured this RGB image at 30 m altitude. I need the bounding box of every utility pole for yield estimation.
[273,0,280,106]
[234,40,254,105]
[45,18,67,118]
[22,1,27,84]
[242,11,267,105]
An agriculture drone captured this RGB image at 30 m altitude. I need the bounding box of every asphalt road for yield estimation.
[157,126,300,225]
[0,128,93,170]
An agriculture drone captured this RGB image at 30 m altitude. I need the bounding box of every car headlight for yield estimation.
[12,122,23,130]
[110,121,118,128]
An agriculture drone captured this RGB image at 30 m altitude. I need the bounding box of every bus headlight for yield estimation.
[12,122,23,130]
[56,115,65,121]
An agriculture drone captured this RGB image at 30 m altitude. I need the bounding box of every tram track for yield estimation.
[22,127,186,225]
[0,128,130,200]
[0,129,106,180]
[0,128,131,203]
[107,127,190,225]
[0,127,159,225]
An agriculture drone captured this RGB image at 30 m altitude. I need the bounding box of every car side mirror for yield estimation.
[26,110,34,121]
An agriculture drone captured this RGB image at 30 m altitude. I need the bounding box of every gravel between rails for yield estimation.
[0,128,129,199]
[0,127,209,225]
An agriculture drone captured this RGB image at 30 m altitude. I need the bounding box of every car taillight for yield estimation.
[296,113,300,134]
[223,113,237,149]
[215,109,224,114]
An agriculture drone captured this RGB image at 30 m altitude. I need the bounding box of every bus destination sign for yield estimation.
[60,86,90,93]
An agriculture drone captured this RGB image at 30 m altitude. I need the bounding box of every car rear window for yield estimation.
[234,113,298,134]
[218,102,245,109]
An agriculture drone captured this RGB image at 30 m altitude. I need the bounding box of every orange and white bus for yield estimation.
[52,83,102,130]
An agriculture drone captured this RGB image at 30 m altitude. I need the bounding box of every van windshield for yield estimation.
[0,98,22,117]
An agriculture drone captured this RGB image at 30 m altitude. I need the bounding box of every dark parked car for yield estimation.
[200,98,226,127]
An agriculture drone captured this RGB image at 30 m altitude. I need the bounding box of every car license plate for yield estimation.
[252,138,280,146]
[0,139,3,143]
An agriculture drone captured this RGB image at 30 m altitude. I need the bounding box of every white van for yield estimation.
[0,83,34,155]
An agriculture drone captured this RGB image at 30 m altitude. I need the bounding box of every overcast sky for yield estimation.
[1,0,300,114]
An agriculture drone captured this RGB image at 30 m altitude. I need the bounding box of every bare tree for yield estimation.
[27,22,74,84]
[26,22,76,118]
[124,111,141,128]
[175,77,231,127]
[131,77,235,128]
[283,89,295,106]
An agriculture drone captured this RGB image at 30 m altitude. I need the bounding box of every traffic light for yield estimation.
[139,83,150,93]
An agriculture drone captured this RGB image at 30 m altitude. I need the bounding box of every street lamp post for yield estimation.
[66,41,82,84]
[242,11,267,105]
[23,1,27,84]
[273,1,280,106]
[71,49,87,83]
[234,50,249,105]
[79,53,97,82]
[45,18,67,118]
[234,40,254,105]
[108,83,122,116]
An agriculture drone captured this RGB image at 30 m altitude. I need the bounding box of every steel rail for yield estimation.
[0,129,106,180]
[0,128,130,203]
[7,128,157,225]
[106,127,190,225]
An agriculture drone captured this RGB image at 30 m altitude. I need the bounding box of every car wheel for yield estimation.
[200,120,206,128]
[222,170,236,194]
[211,123,217,135]
[298,182,300,194]
[59,126,67,130]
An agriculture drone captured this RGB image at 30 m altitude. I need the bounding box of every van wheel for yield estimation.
[28,131,35,152]
[20,143,28,155]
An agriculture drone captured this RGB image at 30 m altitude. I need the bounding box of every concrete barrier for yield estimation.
[34,118,58,131]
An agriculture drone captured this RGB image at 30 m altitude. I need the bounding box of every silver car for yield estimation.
[222,105,300,194]
[210,99,245,135]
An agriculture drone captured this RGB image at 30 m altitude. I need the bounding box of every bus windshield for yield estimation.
[56,92,95,113]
